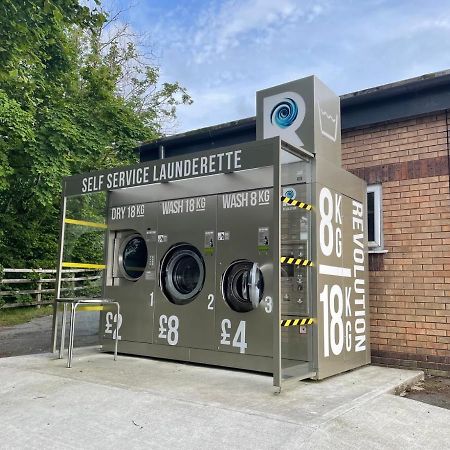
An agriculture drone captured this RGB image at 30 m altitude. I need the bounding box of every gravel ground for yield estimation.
[402,376,450,410]
[0,312,100,358]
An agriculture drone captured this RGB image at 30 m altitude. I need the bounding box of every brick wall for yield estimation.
[341,112,450,376]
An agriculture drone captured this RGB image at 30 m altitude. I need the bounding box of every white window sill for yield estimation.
[368,249,388,254]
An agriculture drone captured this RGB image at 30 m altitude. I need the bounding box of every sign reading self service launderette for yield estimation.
[64,140,277,197]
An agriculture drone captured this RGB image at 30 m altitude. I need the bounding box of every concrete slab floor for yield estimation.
[0,347,448,449]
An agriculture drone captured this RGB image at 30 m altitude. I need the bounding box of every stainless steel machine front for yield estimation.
[215,187,274,358]
[154,194,216,350]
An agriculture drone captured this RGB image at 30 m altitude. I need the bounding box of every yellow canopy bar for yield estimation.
[62,262,106,270]
[64,218,107,229]
[77,306,104,312]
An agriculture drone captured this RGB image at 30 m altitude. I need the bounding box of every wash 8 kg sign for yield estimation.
[317,186,367,361]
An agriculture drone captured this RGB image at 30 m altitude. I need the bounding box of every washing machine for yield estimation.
[153,194,216,350]
[215,187,274,358]
[103,195,158,344]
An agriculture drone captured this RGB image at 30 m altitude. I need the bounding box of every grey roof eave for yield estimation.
[137,69,450,154]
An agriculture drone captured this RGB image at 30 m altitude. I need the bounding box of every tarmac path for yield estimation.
[0,312,99,358]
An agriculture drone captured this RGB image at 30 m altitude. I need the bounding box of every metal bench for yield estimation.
[57,298,120,368]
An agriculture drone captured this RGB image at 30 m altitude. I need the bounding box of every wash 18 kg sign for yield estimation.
[317,185,368,369]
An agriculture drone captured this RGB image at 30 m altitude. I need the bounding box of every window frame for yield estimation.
[367,184,383,251]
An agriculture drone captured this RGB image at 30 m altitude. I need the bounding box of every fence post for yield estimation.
[36,268,42,309]
[70,271,76,298]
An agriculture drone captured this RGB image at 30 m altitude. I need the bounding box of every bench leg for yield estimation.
[59,303,67,359]
[67,303,77,368]
[114,303,120,361]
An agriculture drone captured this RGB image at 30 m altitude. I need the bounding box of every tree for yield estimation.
[0,0,191,269]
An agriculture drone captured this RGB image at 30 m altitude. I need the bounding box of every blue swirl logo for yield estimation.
[283,187,296,199]
[270,98,298,129]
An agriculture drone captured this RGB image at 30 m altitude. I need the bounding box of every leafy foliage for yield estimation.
[0,0,191,269]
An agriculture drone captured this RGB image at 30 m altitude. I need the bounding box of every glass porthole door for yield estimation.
[160,243,205,305]
[119,234,148,281]
[221,260,264,313]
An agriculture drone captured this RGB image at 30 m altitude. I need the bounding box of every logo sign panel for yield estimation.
[256,75,342,164]
[263,91,306,147]
[257,77,315,152]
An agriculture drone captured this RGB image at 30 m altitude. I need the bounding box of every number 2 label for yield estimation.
[207,294,214,310]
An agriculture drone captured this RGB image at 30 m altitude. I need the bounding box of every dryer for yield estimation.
[103,196,158,344]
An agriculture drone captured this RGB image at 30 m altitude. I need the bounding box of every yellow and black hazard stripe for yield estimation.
[281,196,313,211]
[280,318,315,326]
[280,256,314,267]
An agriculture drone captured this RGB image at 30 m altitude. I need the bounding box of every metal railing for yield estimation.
[0,268,102,309]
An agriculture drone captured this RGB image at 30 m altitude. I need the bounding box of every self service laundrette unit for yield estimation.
[52,76,370,388]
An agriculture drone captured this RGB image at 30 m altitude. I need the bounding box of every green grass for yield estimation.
[0,305,53,327]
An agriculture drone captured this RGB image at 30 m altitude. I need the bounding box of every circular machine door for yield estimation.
[118,233,148,281]
[222,260,264,313]
[160,243,205,305]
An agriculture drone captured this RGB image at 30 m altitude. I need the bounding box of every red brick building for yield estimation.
[340,75,450,375]
[139,70,450,375]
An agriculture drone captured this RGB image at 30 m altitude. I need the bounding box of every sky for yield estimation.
[103,0,450,134]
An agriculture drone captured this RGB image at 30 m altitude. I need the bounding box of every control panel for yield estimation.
[281,194,310,316]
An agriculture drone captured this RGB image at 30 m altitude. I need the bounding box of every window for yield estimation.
[367,184,383,250]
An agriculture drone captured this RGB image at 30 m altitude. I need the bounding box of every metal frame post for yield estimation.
[306,180,317,375]
[98,191,110,338]
[51,183,67,353]
[272,139,282,390]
